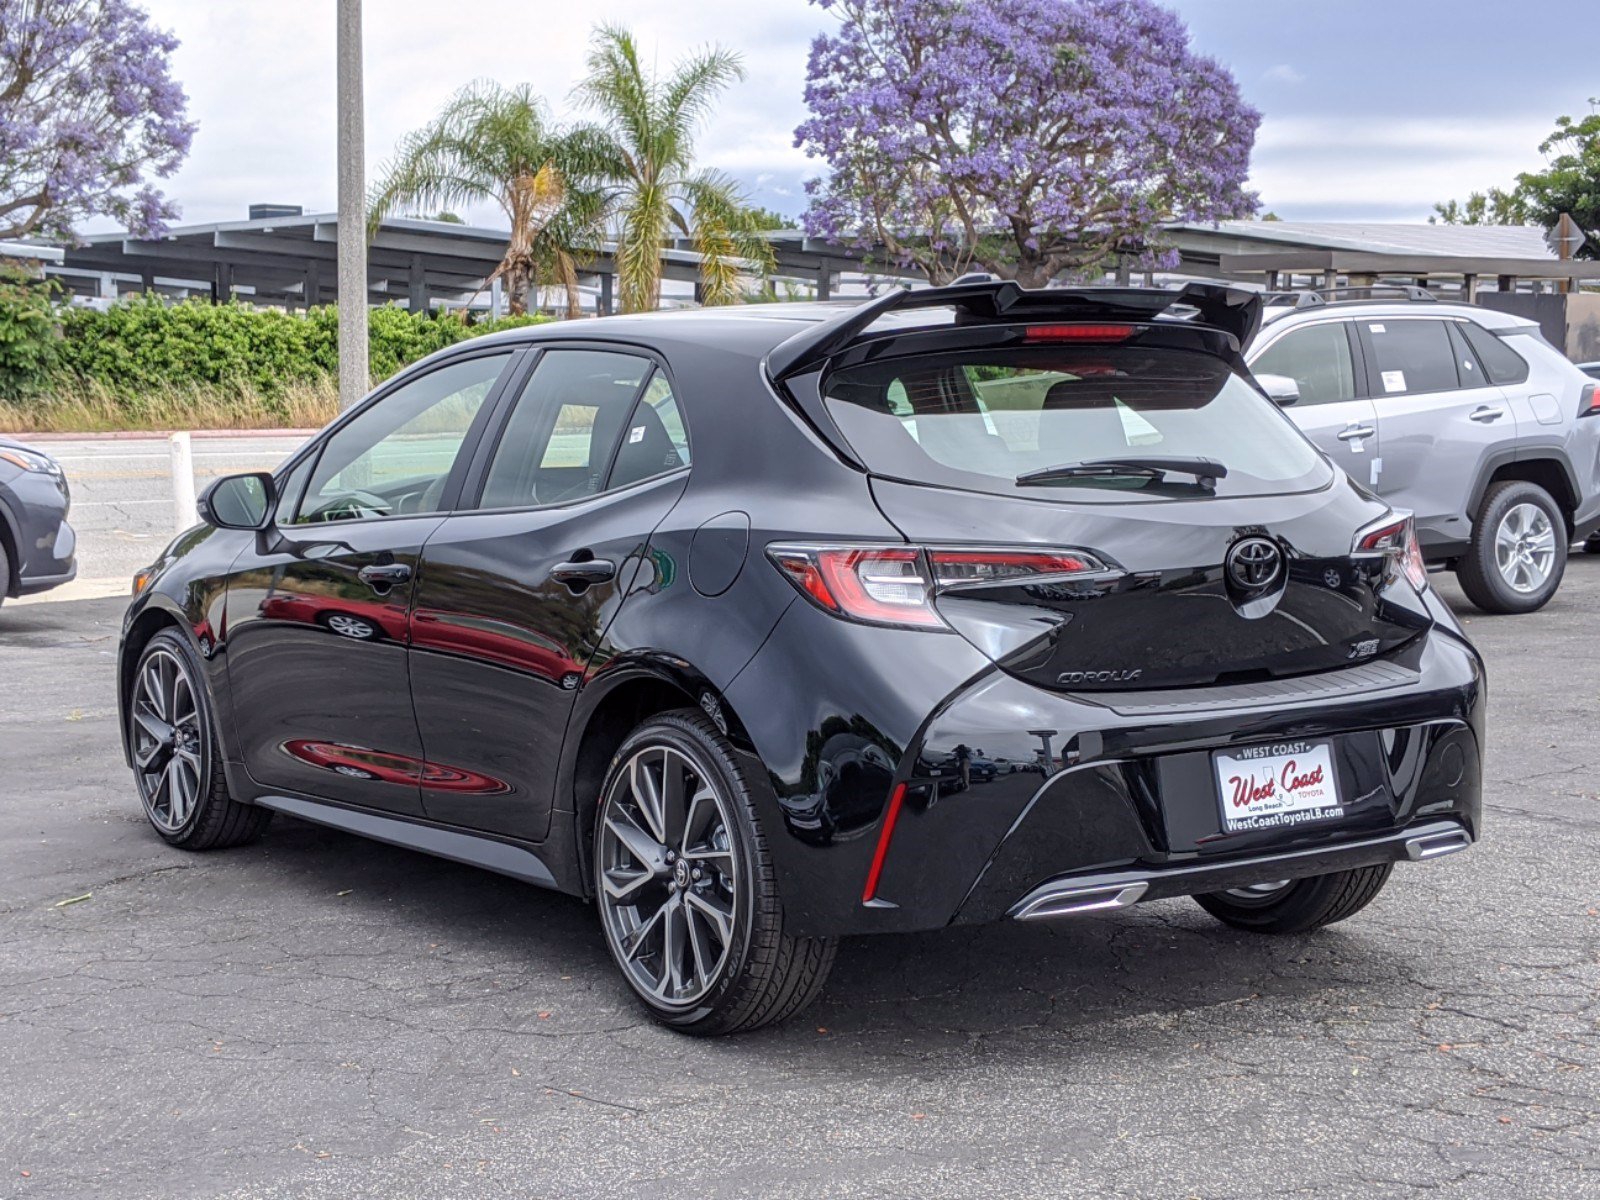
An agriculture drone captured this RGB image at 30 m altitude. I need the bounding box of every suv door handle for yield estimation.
[1336,424,1376,441]
[1470,405,1506,422]
[357,562,412,590]
[551,558,616,588]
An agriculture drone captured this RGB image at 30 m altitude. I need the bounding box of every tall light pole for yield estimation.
[336,0,368,410]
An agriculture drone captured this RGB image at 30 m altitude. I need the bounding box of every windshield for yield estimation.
[822,346,1330,502]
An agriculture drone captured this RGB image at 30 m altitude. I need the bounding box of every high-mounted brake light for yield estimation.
[1354,513,1428,592]
[768,544,1108,628]
[1580,382,1599,417]
[1022,323,1135,344]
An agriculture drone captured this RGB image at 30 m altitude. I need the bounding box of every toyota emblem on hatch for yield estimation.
[1226,537,1283,590]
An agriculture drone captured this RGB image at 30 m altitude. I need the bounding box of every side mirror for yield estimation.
[1255,373,1301,406]
[197,471,276,531]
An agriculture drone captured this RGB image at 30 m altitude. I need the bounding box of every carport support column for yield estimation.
[814,264,831,301]
[408,253,428,312]
[598,271,613,316]
[336,0,368,410]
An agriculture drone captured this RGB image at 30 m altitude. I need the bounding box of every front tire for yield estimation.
[1456,480,1566,614]
[1192,864,1393,934]
[129,629,271,850]
[593,710,837,1036]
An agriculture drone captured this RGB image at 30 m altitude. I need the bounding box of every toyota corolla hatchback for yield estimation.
[119,281,1484,1035]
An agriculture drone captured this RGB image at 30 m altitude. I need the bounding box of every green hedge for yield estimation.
[0,290,549,401]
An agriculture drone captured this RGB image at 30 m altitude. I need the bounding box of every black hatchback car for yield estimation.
[119,282,1484,1035]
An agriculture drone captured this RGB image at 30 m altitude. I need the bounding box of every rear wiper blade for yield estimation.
[1015,456,1228,487]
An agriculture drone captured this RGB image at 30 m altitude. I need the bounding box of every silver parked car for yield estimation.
[1247,290,1600,613]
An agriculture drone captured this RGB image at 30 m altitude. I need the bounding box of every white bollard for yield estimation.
[169,431,198,533]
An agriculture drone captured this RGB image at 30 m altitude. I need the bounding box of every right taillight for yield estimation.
[767,544,1108,628]
[1354,513,1428,592]
[1580,382,1599,417]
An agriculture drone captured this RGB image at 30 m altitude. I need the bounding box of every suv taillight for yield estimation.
[767,544,1107,629]
[1354,513,1428,592]
[1580,382,1599,417]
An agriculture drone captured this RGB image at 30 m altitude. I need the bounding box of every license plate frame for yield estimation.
[1213,739,1343,834]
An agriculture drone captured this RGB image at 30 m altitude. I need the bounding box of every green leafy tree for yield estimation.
[369,82,612,316]
[1514,107,1600,254]
[577,25,774,312]
[1433,102,1600,250]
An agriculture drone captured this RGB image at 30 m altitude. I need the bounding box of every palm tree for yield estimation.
[368,82,611,317]
[577,25,774,312]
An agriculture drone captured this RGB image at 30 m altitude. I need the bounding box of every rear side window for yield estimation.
[1362,320,1460,396]
[1251,322,1358,406]
[823,346,1328,503]
[479,349,652,509]
[608,370,691,491]
[1458,321,1531,385]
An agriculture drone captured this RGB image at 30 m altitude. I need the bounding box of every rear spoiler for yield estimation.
[765,280,1263,381]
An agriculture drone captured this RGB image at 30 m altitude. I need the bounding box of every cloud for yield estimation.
[1262,64,1305,85]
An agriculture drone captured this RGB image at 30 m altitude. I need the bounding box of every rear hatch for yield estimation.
[806,312,1432,692]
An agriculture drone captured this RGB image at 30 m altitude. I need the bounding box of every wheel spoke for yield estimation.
[661,752,689,852]
[685,901,715,983]
[623,898,668,965]
[601,864,655,904]
[662,896,688,998]
[685,889,734,947]
[605,808,665,872]
[143,662,166,722]
[632,756,667,845]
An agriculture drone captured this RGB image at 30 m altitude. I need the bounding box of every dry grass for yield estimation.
[0,376,343,434]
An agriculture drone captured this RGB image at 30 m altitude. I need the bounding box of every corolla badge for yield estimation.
[1225,537,1283,590]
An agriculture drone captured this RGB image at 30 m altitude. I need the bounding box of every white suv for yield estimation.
[1247,290,1600,613]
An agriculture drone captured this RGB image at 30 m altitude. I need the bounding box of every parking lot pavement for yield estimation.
[15,434,310,601]
[1,565,1596,1200]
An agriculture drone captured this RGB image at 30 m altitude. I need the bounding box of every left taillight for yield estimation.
[1354,513,1428,592]
[1580,382,1600,417]
[767,544,1107,629]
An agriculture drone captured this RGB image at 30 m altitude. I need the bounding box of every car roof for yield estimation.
[459,303,843,361]
[1260,298,1536,332]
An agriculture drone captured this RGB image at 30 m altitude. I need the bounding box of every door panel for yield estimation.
[1249,319,1380,485]
[409,475,688,840]
[223,349,516,812]
[225,518,442,813]
[407,349,691,842]
[1357,318,1514,545]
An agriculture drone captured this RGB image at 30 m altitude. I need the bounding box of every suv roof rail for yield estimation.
[765,280,1263,381]
[1265,285,1438,310]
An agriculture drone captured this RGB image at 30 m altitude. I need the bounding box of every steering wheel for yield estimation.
[304,489,391,523]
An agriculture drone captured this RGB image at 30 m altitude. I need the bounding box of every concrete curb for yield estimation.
[12,429,319,442]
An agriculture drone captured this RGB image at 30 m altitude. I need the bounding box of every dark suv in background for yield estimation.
[119,282,1484,1034]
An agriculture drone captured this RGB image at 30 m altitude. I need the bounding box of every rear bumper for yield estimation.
[1007,819,1470,922]
[741,609,1485,938]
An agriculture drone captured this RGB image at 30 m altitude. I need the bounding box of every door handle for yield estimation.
[357,562,412,590]
[1470,405,1506,423]
[551,558,616,588]
[1336,425,1376,441]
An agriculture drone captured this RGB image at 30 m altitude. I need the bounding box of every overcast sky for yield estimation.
[111,0,1593,233]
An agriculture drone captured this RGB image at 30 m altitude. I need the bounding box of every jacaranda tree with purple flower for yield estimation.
[0,0,194,242]
[796,0,1259,285]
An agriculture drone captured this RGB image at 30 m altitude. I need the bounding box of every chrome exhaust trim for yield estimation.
[1403,827,1473,861]
[1012,881,1149,922]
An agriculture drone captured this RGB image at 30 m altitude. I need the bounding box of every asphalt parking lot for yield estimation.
[1,562,1597,1199]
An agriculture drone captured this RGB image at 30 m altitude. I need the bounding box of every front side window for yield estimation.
[478,349,652,509]
[823,345,1328,503]
[1251,322,1358,406]
[1363,320,1460,397]
[295,353,509,524]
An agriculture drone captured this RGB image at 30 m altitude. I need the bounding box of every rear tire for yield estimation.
[129,629,272,850]
[0,540,10,610]
[1455,480,1566,614]
[1192,864,1393,934]
[593,710,837,1036]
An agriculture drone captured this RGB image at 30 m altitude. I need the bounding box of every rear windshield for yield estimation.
[823,346,1330,503]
